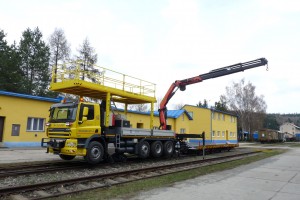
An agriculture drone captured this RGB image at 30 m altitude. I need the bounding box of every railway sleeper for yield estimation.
[9,194,29,200]
[34,190,51,197]
[91,182,106,187]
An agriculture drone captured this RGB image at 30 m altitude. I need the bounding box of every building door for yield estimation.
[226,130,229,141]
[0,117,5,142]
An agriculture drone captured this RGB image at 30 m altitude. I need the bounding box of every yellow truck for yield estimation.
[42,58,267,164]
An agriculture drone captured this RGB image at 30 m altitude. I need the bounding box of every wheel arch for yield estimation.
[84,134,106,149]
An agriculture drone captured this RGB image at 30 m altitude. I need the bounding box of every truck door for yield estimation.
[77,104,100,138]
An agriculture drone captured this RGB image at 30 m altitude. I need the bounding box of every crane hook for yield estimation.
[266,63,269,71]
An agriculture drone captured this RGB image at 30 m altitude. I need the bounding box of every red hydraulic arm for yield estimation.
[159,58,268,130]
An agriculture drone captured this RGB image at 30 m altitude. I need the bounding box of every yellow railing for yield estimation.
[52,61,156,98]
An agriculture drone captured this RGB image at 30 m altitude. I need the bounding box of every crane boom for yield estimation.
[159,57,268,130]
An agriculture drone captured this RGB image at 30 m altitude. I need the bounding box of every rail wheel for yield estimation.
[163,141,174,158]
[138,140,150,159]
[84,141,104,164]
[59,154,75,160]
[151,141,163,158]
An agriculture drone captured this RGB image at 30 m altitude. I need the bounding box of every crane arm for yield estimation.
[159,58,268,130]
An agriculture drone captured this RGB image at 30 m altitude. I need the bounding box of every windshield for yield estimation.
[49,105,78,123]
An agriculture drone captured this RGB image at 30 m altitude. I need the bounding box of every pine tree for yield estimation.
[19,27,50,96]
[0,30,23,92]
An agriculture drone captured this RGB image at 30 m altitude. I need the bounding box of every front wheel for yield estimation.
[84,141,104,164]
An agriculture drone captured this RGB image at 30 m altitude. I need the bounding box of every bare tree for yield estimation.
[76,37,97,81]
[173,103,184,110]
[221,79,267,135]
[128,104,149,112]
[49,28,70,82]
[128,104,148,112]
[155,96,162,111]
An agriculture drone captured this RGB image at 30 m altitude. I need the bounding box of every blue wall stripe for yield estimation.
[3,142,42,148]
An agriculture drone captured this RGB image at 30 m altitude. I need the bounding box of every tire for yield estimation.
[84,141,104,164]
[59,154,76,160]
[163,141,174,158]
[151,141,163,158]
[138,141,150,159]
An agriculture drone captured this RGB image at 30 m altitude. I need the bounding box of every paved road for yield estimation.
[128,147,300,200]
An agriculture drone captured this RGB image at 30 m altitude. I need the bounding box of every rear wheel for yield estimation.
[84,141,104,164]
[151,141,163,158]
[163,141,174,158]
[59,154,75,160]
[138,141,150,159]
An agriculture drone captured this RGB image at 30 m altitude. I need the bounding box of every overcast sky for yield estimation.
[1,0,299,114]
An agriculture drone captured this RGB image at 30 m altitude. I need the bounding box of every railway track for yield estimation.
[0,151,261,200]
[0,148,253,178]
[0,161,90,178]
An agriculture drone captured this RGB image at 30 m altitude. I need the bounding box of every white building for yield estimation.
[280,122,300,135]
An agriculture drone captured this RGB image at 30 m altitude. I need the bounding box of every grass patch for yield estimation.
[51,149,286,200]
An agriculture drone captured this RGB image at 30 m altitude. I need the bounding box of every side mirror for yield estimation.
[83,107,89,116]
[82,116,87,122]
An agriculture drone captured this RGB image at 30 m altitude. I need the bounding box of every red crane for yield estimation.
[159,58,268,130]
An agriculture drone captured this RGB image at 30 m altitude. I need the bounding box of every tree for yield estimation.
[128,104,148,112]
[0,30,23,92]
[196,99,208,108]
[19,27,50,96]
[49,28,71,83]
[220,79,267,135]
[75,38,97,81]
[154,97,162,111]
[196,101,202,107]
[263,114,280,130]
[214,98,228,112]
[174,103,184,110]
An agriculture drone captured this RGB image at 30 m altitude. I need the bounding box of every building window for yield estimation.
[222,131,225,137]
[188,111,193,118]
[217,131,220,137]
[27,117,45,132]
[230,116,236,123]
[230,132,233,137]
[222,114,225,121]
[180,128,186,133]
[212,131,215,137]
[137,123,144,128]
[12,124,20,136]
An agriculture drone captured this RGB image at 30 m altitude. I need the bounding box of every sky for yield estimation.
[1,0,299,114]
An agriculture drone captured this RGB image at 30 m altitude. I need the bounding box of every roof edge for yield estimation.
[0,90,61,103]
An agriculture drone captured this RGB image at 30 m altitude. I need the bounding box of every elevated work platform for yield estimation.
[50,62,156,104]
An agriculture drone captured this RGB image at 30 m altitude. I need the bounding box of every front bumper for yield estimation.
[41,138,86,156]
